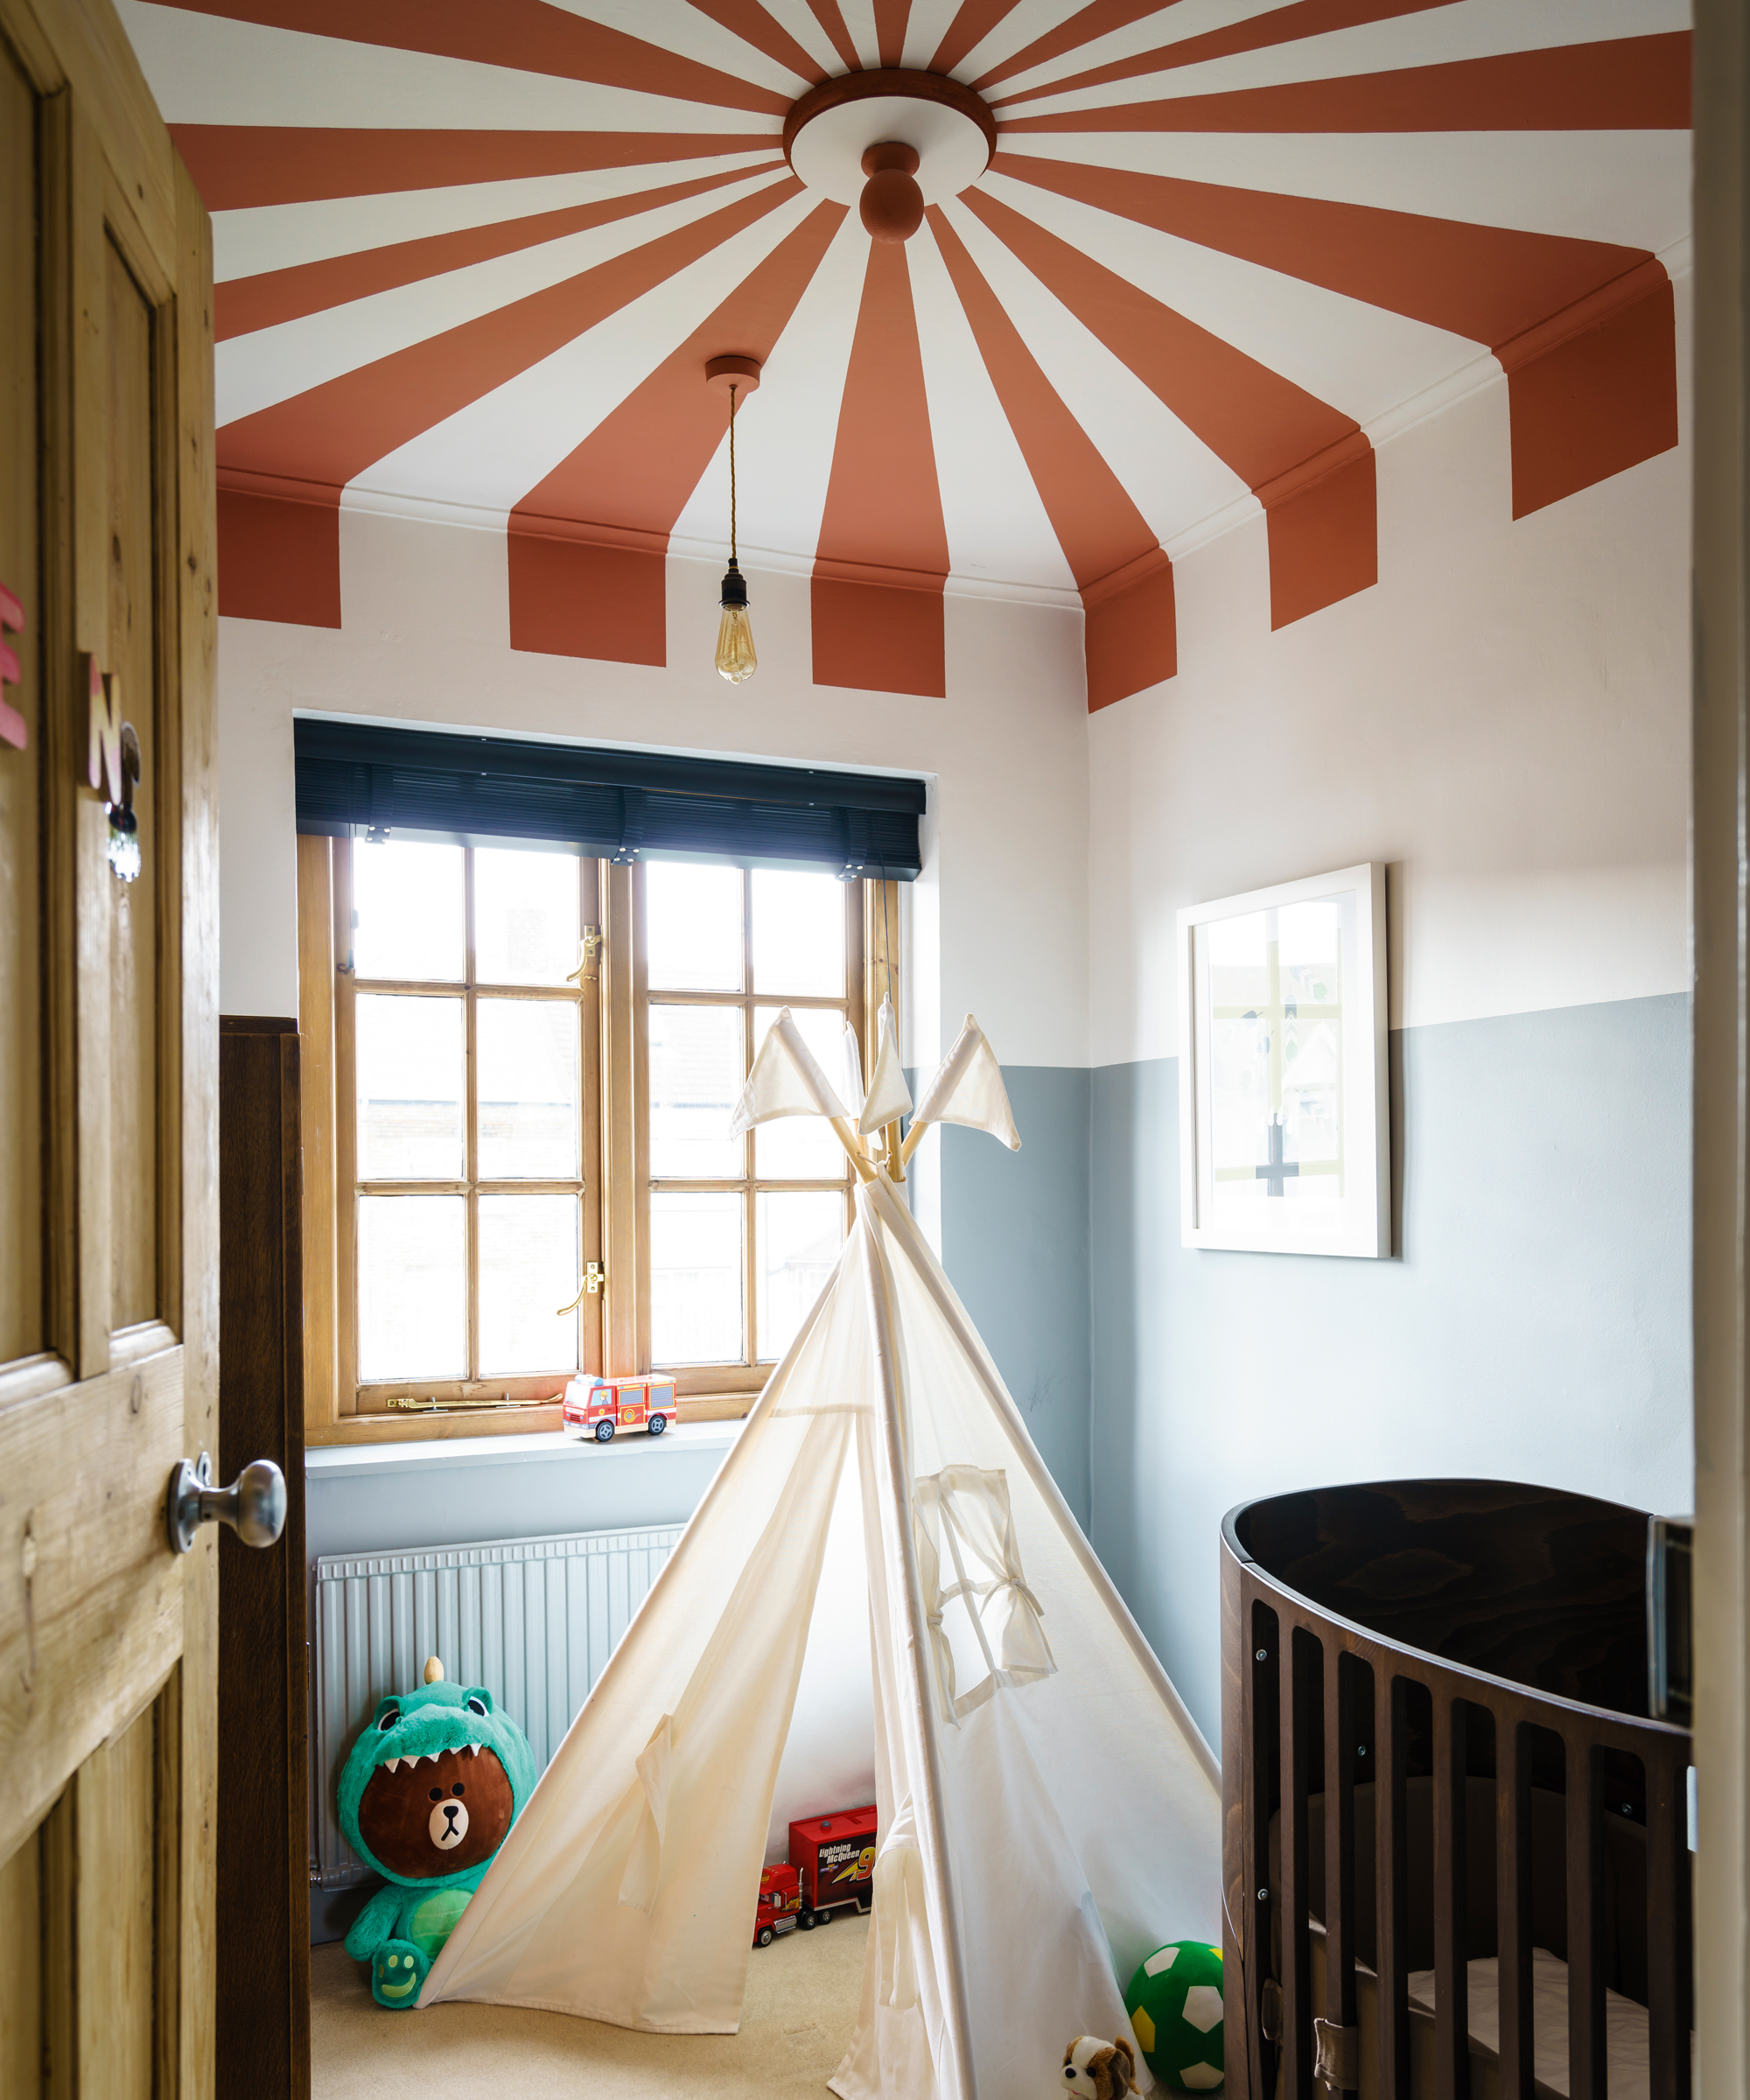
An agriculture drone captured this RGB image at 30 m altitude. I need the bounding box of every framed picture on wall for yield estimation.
[1178,863,1388,1258]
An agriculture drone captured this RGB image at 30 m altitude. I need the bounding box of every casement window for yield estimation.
[635,860,863,1396]
[298,808,906,1446]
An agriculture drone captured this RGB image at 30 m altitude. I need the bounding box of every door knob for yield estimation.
[166,1452,287,1555]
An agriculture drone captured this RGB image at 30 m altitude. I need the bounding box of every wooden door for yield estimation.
[0,0,218,2091]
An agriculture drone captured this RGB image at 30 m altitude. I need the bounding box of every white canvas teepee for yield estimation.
[420,1016,1222,2100]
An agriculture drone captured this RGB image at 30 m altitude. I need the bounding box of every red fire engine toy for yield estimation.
[788,1805,878,1927]
[753,1863,803,1948]
[561,1374,677,1443]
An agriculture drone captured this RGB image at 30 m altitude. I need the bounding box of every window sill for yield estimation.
[307,1390,755,1448]
[304,1417,746,1479]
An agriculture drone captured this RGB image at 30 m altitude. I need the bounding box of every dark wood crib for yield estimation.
[1219,1480,1692,2100]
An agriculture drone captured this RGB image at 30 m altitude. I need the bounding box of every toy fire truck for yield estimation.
[561,1374,678,1444]
[788,1805,878,1926]
[752,1863,803,1948]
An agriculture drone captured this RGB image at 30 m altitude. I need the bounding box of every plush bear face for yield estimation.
[338,1679,536,1891]
[357,1741,514,1877]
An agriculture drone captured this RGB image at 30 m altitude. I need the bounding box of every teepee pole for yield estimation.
[830,1113,878,1182]
[858,1194,981,2100]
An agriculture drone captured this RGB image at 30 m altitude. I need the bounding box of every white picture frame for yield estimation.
[1178,863,1388,1258]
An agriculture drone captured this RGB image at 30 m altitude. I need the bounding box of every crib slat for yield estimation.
[1645,1749,1690,2100]
[1324,1645,1358,2044]
[1251,1605,1280,2096]
[1432,1696,1470,2100]
[1376,1675,1410,2100]
[1566,1740,1605,2099]
[1280,1628,1315,2100]
[1495,1718,1534,2100]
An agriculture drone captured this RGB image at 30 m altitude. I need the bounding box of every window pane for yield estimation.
[649,1004,743,1179]
[651,1192,743,1365]
[357,994,464,1180]
[478,999,579,1180]
[752,869,844,996]
[753,1004,850,1180]
[757,1190,844,1361]
[647,861,743,991]
[479,1194,578,1375]
[358,1195,465,1379]
[354,840,464,982]
[475,847,582,986]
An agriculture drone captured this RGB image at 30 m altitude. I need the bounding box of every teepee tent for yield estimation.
[420,1016,1221,2100]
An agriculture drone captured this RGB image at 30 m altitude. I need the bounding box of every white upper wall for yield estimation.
[216,511,1091,1070]
[1088,276,1693,1068]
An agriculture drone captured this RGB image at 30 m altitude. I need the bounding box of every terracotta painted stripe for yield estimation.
[874,0,913,69]
[993,154,1680,514]
[1084,547,1178,710]
[929,1,1026,77]
[1264,444,1376,627]
[217,476,342,627]
[925,205,1172,706]
[1504,267,1678,517]
[961,186,1374,627]
[172,126,776,211]
[804,0,864,73]
[217,176,803,491]
[684,1,827,83]
[216,163,785,342]
[990,0,1456,108]
[814,242,949,696]
[508,200,846,665]
[811,578,946,696]
[973,0,1180,93]
[998,33,1692,132]
[990,152,1656,350]
[153,0,791,115]
[504,532,668,667]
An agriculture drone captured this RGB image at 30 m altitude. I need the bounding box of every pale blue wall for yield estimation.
[940,1067,1093,1530]
[1088,994,1694,1748]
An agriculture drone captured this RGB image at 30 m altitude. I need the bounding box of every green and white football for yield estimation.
[1124,1941,1224,2094]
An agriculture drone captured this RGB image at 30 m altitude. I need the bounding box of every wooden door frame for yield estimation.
[1691,4,1748,2094]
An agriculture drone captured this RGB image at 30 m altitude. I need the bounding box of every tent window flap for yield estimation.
[914,1465,1056,1721]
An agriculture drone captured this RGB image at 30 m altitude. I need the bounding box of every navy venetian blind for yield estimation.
[293,720,926,880]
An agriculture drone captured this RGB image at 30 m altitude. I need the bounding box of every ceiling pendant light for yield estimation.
[707,355,761,684]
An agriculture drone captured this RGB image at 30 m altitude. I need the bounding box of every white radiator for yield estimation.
[311,1522,682,1890]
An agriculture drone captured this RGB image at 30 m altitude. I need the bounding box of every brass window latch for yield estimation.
[567,926,604,985]
[556,1262,606,1315]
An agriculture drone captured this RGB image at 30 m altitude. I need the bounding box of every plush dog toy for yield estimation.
[340,1657,536,2009]
[1062,2035,1142,2099]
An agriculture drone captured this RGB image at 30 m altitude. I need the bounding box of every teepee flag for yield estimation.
[839,1023,866,1122]
[909,1015,1020,1151]
[729,1007,850,1137]
[858,998,914,1138]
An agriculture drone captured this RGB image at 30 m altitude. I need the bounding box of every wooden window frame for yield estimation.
[632,862,864,1397]
[299,840,899,1446]
[301,836,606,1440]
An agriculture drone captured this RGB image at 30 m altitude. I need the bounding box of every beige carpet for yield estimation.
[312,1914,871,2099]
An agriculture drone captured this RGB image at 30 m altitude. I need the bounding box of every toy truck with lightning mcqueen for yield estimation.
[752,1863,803,1947]
[788,1805,877,1927]
[561,1374,677,1443]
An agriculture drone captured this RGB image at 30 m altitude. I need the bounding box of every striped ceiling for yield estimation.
[124,0,1691,708]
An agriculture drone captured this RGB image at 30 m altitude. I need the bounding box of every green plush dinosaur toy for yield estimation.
[339,1658,537,2009]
